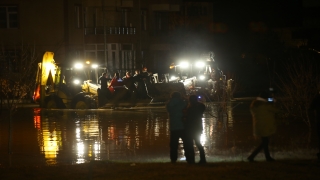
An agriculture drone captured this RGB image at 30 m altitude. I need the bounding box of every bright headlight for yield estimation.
[179,62,189,68]
[170,76,176,80]
[73,79,80,84]
[199,75,205,80]
[195,61,205,68]
[74,63,83,69]
[91,64,98,68]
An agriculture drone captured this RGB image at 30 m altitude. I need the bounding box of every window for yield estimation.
[83,7,97,27]
[112,51,116,69]
[121,9,128,26]
[111,44,117,50]
[187,6,206,17]
[0,6,18,28]
[74,4,82,28]
[141,10,147,31]
[0,50,19,74]
[122,44,132,50]
[154,12,169,34]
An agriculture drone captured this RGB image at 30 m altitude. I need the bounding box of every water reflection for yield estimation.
[74,114,102,163]
[29,102,318,166]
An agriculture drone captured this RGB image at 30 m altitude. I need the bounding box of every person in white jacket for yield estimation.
[247,91,282,162]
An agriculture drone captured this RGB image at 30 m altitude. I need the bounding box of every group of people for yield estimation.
[98,68,153,100]
[166,91,207,164]
[166,90,283,164]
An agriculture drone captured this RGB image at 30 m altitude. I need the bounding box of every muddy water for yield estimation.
[0,102,318,166]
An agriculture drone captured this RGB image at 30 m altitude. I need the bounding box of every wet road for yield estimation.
[0,101,318,166]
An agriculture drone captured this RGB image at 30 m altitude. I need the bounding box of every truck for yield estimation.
[168,51,234,102]
[33,52,186,109]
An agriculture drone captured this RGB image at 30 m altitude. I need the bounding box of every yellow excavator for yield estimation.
[33,52,186,109]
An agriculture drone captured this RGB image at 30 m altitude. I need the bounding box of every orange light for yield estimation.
[33,84,41,102]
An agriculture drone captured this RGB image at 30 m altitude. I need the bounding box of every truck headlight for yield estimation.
[74,63,83,69]
[195,61,205,68]
[73,79,81,84]
[170,76,177,80]
[199,75,205,80]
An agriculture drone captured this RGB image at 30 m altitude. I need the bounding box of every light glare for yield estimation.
[73,79,80,84]
[179,62,189,68]
[74,63,83,69]
[195,61,205,68]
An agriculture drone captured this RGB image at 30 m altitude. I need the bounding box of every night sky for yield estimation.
[180,0,320,95]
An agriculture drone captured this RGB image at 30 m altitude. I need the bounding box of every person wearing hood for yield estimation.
[247,91,282,162]
[166,91,189,163]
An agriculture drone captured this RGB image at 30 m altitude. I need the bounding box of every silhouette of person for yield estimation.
[122,71,135,91]
[166,91,189,163]
[184,95,206,164]
[247,91,281,162]
[99,72,108,91]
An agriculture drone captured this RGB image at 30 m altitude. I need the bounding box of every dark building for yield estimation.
[0,0,215,76]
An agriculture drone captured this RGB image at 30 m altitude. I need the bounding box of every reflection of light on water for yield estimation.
[43,131,59,159]
[74,115,102,163]
[40,116,62,165]
[75,124,85,164]
[33,108,41,129]
[135,124,140,149]
[227,106,234,128]
[155,117,160,137]
[94,142,100,154]
[77,141,84,154]
[76,140,85,164]
[200,118,206,145]
[76,127,80,138]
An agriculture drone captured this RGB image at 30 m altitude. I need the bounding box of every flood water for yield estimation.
[0,101,318,166]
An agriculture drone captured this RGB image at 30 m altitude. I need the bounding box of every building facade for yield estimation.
[0,0,215,76]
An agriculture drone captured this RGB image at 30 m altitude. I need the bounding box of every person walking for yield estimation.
[247,91,281,162]
[166,91,189,163]
[184,95,206,164]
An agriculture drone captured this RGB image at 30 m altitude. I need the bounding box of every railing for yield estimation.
[84,27,136,35]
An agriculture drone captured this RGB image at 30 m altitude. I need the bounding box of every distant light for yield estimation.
[91,64,98,68]
[86,61,90,64]
[74,63,83,69]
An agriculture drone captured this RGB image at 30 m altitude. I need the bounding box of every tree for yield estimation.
[276,49,320,130]
[0,44,39,166]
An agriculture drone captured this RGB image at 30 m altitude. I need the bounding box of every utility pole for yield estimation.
[102,0,108,70]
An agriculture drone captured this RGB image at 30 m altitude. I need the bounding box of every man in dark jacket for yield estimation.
[185,95,206,164]
[166,91,189,163]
